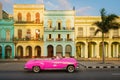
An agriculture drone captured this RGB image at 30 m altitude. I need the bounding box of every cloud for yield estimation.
[57,0,72,10]
[36,0,44,4]
[45,0,72,10]
[76,6,93,16]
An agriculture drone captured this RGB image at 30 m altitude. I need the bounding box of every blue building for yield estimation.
[0,19,14,59]
[44,10,76,58]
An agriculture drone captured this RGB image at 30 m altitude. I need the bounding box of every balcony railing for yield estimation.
[13,37,43,41]
[56,38,63,41]
[46,38,54,41]
[0,39,13,42]
[44,27,74,31]
[65,38,73,41]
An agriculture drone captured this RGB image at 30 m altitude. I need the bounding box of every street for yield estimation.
[0,62,120,80]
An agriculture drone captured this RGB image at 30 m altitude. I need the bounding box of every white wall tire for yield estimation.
[33,66,40,73]
[67,65,75,73]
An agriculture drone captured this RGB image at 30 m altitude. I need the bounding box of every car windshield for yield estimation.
[51,56,63,60]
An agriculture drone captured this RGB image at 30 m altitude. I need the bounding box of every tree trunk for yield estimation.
[102,33,105,64]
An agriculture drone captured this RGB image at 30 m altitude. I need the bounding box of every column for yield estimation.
[12,44,14,59]
[54,45,56,57]
[23,46,26,58]
[91,45,93,58]
[85,43,88,58]
[32,46,35,58]
[63,45,65,57]
[116,44,119,57]
[2,44,5,59]
[96,43,100,58]
[108,43,111,58]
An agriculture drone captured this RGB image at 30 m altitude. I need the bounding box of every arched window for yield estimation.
[26,13,31,22]
[35,12,40,23]
[17,13,22,21]
[18,29,22,39]
[48,20,52,28]
[6,30,10,41]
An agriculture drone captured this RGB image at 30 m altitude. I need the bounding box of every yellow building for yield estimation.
[75,16,120,59]
[13,4,44,58]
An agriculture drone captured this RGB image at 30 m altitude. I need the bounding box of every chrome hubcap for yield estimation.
[68,66,74,72]
[33,66,40,72]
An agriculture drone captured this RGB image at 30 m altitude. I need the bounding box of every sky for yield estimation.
[0,0,120,16]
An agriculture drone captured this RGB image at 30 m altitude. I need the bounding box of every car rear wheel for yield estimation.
[67,65,75,73]
[33,66,40,73]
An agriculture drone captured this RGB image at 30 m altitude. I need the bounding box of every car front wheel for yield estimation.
[33,66,40,73]
[67,65,75,73]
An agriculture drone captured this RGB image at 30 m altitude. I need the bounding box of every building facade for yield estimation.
[0,19,14,59]
[0,3,120,59]
[44,10,76,58]
[13,4,44,58]
[75,16,120,59]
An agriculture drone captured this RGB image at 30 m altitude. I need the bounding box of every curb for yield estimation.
[85,66,120,69]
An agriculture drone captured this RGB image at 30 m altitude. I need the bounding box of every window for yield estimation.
[6,30,10,41]
[67,34,70,39]
[48,20,52,28]
[35,12,40,23]
[113,29,119,37]
[26,13,31,22]
[35,29,40,40]
[49,34,51,39]
[58,34,61,39]
[26,29,31,39]
[90,27,95,36]
[78,27,83,37]
[18,29,22,39]
[18,13,22,21]
[58,22,61,30]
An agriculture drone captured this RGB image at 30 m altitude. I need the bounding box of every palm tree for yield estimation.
[93,8,120,64]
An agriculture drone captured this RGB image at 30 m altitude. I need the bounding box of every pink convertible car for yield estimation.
[24,57,79,73]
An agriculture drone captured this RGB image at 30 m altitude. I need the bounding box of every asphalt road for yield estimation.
[0,62,120,80]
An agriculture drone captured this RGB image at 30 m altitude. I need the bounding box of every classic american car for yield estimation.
[24,57,79,73]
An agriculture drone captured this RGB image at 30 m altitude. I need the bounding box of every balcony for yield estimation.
[112,35,120,39]
[65,38,73,41]
[13,37,43,41]
[0,39,13,42]
[44,27,74,32]
[46,38,54,41]
[56,38,63,41]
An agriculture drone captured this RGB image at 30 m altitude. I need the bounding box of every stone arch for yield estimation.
[35,46,41,58]
[47,45,54,58]
[5,45,12,59]
[99,42,108,58]
[26,46,32,58]
[88,42,97,58]
[56,45,63,57]
[76,42,85,58]
[111,42,120,58]
[17,46,23,58]
[65,45,72,57]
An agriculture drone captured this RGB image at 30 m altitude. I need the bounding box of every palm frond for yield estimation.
[94,29,101,35]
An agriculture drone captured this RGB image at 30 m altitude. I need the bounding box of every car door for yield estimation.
[43,60,54,69]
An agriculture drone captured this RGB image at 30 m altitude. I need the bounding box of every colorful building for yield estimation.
[0,3,119,59]
[44,10,75,58]
[0,19,14,59]
[13,4,44,58]
[75,16,120,59]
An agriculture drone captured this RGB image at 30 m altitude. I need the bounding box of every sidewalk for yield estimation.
[79,61,120,69]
